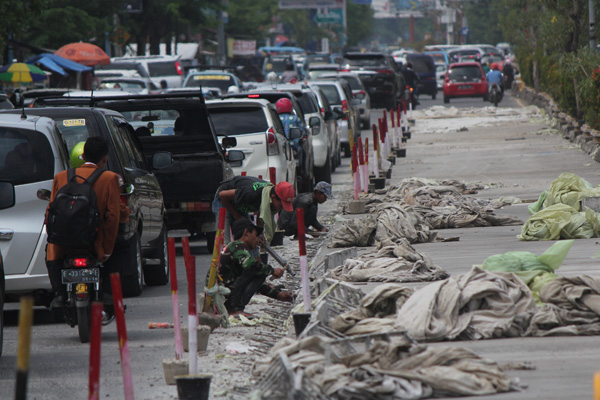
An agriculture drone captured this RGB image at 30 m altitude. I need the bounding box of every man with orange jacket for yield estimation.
[45,137,129,311]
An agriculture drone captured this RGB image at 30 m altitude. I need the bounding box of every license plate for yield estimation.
[62,268,100,284]
[460,85,473,90]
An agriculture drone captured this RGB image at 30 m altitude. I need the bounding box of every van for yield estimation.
[111,55,184,88]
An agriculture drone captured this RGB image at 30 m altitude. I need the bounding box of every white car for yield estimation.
[111,55,184,88]
[206,98,297,189]
[435,63,448,90]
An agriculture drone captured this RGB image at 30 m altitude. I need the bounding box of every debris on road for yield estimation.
[251,333,522,399]
[330,237,449,283]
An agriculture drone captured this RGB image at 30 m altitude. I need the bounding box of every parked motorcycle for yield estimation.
[59,250,103,343]
[488,83,503,107]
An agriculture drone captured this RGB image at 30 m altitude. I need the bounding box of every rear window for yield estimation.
[448,66,482,80]
[339,76,362,90]
[314,84,341,105]
[185,74,235,91]
[264,59,292,74]
[427,52,446,64]
[342,56,386,67]
[209,107,268,136]
[295,93,319,114]
[54,117,96,153]
[409,58,434,73]
[0,127,54,185]
[147,61,178,77]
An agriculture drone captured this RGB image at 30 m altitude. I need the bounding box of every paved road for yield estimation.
[1,89,592,399]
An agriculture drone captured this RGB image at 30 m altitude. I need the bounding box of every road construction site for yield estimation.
[4,93,600,400]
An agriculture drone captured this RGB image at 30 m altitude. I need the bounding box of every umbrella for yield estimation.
[0,62,47,83]
[55,42,110,66]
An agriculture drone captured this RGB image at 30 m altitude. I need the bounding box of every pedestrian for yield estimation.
[277,181,333,237]
[219,218,294,318]
[45,137,130,323]
[502,60,515,90]
[213,175,295,244]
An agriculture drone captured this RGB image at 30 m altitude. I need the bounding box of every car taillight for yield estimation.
[72,258,88,267]
[248,94,260,98]
[354,90,366,100]
[376,69,394,74]
[337,69,351,72]
[175,61,183,75]
[267,127,279,156]
[341,100,348,120]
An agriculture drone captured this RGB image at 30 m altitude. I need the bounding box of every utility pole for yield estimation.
[217,0,227,66]
[590,0,597,51]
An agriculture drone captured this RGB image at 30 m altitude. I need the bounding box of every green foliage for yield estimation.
[463,1,504,45]
[226,0,277,40]
[345,2,374,48]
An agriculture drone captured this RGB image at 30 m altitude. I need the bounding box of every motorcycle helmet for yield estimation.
[491,63,499,71]
[276,98,293,114]
[70,141,86,168]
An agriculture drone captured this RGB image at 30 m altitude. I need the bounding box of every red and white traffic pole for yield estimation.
[89,302,103,400]
[364,138,369,181]
[397,104,403,147]
[181,237,198,375]
[402,99,409,130]
[168,238,184,360]
[351,143,360,199]
[357,138,368,193]
[371,124,379,178]
[110,273,134,400]
[296,208,311,312]
[390,108,396,148]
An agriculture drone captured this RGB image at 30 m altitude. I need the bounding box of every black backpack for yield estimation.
[46,168,105,248]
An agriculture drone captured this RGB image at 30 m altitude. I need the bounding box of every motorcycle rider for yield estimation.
[486,63,504,93]
[502,60,515,90]
[276,97,304,170]
[46,137,129,323]
[402,62,421,105]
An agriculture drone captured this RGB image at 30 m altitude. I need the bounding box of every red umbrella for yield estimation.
[54,42,110,66]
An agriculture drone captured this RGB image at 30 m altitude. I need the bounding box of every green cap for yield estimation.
[70,141,85,168]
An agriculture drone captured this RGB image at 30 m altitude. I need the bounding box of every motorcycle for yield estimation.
[488,83,503,107]
[404,85,419,110]
[59,250,103,343]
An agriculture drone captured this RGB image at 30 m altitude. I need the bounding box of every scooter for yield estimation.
[59,250,103,343]
[488,83,503,107]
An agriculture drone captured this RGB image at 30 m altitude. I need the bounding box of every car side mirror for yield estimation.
[333,109,344,119]
[152,152,173,169]
[323,110,333,120]
[289,127,303,140]
[37,188,51,201]
[222,136,237,149]
[227,150,245,162]
[309,116,320,127]
[120,183,135,196]
[0,181,15,209]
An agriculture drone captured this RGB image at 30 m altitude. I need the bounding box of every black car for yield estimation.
[222,90,315,192]
[0,180,13,357]
[1,107,169,296]
[340,52,405,109]
[36,92,242,250]
[405,53,438,99]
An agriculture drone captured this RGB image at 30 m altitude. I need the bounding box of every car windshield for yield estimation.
[185,74,235,91]
[147,61,178,77]
[100,81,145,90]
[342,56,386,67]
[448,66,482,81]
[314,84,341,105]
[0,127,54,185]
[54,117,96,153]
[120,109,181,136]
[209,107,268,136]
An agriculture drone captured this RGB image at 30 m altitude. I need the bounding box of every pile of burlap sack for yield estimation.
[330,237,449,283]
[331,177,522,248]
[520,172,600,240]
[252,333,523,399]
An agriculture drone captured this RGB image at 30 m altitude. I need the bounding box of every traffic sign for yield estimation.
[112,27,131,46]
[314,13,341,24]
[461,27,470,36]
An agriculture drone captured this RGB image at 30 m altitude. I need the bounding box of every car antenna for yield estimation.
[90,86,94,107]
[20,104,26,120]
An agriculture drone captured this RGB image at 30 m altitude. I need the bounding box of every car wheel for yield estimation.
[121,232,143,297]
[343,144,351,158]
[314,154,332,183]
[143,223,169,286]
[443,95,450,104]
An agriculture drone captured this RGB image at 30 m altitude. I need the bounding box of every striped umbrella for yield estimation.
[0,62,47,83]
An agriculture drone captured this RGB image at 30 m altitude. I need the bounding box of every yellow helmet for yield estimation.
[69,141,85,168]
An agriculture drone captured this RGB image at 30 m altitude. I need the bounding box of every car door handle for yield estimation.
[0,228,14,240]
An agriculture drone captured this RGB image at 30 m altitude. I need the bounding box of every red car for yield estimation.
[443,62,488,103]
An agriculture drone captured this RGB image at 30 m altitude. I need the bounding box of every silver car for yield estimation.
[319,73,371,129]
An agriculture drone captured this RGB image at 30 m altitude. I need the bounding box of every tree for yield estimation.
[226,0,278,41]
[345,1,374,48]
